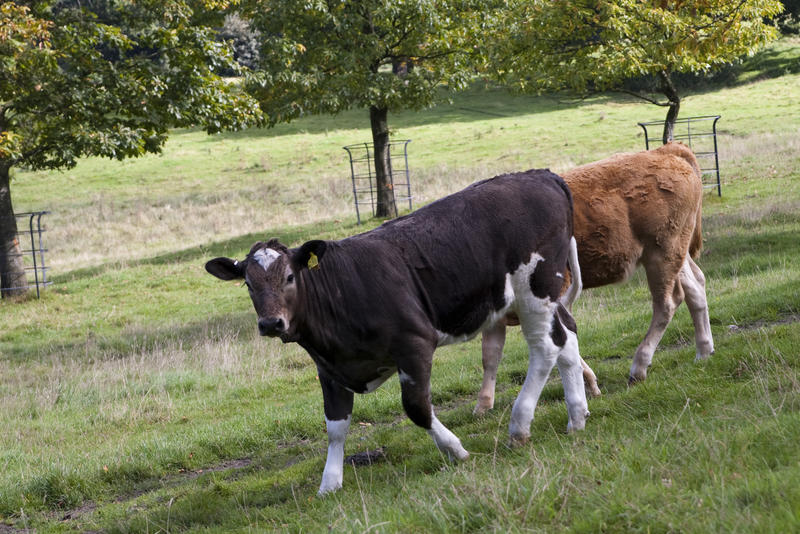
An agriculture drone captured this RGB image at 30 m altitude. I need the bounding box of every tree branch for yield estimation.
[693,0,748,32]
[387,26,414,51]
[612,88,671,106]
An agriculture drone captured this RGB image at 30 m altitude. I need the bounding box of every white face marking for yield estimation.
[244,248,295,334]
[253,248,280,270]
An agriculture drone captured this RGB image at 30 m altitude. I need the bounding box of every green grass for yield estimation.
[10,39,800,273]
[1,39,799,533]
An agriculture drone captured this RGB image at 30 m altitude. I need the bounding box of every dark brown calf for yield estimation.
[207,170,589,494]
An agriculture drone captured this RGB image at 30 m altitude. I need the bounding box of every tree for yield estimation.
[0,1,263,298]
[776,0,800,34]
[242,0,485,218]
[217,13,261,75]
[489,0,783,144]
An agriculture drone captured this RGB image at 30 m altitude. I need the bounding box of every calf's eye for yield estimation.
[287,274,295,283]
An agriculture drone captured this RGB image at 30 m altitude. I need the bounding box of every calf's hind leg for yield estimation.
[474,319,600,416]
[509,299,588,443]
[554,307,590,431]
[580,358,602,398]
[630,252,685,383]
[679,257,714,361]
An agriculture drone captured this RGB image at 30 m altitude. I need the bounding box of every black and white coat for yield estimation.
[206,169,589,494]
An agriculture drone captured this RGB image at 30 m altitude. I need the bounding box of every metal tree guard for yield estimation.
[3,211,52,298]
[638,115,722,196]
[343,140,412,224]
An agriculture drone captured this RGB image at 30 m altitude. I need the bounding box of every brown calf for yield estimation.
[475,143,714,414]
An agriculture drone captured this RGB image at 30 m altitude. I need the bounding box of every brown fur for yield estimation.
[564,142,703,289]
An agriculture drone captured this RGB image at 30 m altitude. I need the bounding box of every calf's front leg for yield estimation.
[397,347,469,461]
[318,371,354,495]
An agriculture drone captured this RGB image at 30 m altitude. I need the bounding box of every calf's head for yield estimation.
[205,239,326,339]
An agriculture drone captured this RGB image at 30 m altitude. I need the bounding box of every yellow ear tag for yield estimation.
[308,252,320,270]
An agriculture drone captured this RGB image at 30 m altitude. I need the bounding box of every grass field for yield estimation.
[1,40,799,533]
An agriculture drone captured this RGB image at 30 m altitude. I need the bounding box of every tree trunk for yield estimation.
[0,163,28,298]
[369,105,397,219]
[659,70,681,145]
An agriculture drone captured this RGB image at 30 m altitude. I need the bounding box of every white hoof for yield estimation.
[317,480,341,496]
[567,410,589,433]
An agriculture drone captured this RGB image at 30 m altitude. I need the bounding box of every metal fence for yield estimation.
[343,140,412,224]
[2,211,51,298]
[638,115,722,196]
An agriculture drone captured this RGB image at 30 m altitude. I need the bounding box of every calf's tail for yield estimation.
[689,206,703,259]
[662,142,705,259]
[560,236,582,311]
[680,144,704,260]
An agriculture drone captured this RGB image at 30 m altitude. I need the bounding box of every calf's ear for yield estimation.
[205,257,244,280]
[292,240,327,271]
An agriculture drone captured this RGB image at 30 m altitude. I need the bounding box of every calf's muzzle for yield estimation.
[258,317,285,337]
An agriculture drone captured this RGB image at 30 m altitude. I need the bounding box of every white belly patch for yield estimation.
[363,367,396,393]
